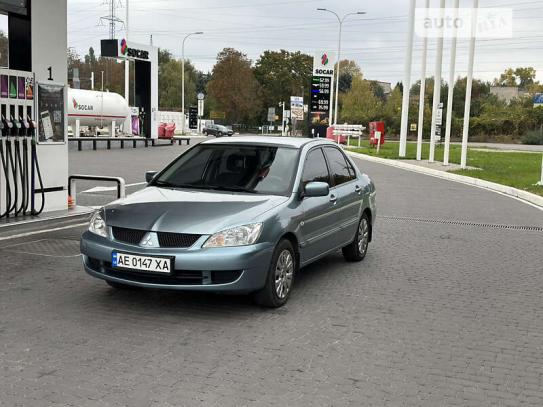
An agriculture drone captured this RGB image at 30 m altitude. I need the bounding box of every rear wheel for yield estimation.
[253,239,296,308]
[342,212,370,262]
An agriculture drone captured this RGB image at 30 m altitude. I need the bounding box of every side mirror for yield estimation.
[145,171,158,183]
[303,181,329,198]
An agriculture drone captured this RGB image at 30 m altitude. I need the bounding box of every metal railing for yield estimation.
[68,174,126,205]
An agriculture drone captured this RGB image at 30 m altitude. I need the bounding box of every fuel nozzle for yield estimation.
[2,115,13,136]
[20,115,29,136]
[27,115,37,132]
[10,115,21,136]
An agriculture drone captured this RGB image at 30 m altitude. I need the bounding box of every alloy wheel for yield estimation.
[358,218,369,255]
[274,249,294,299]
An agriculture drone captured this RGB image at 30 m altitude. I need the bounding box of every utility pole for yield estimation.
[461,0,479,169]
[317,8,366,125]
[399,0,416,157]
[100,0,124,40]
[429,0,446,163]
[417,0,430,161]
[124,0,129,103]
[443,0,460,166]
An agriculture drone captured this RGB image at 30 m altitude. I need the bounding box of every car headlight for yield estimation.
[203,223,263,248]
[89,210,107,238]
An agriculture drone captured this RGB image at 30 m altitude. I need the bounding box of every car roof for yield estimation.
[201,136,338,149]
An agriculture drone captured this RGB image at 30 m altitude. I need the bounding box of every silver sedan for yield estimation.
[80,136,376,307]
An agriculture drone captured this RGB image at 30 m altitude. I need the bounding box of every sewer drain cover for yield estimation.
[379,215,543,232]
[2,239,81,258]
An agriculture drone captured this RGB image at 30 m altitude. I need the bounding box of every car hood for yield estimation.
[104,186,288,235]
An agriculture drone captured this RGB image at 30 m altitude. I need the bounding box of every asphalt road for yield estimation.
[1,145,542,406]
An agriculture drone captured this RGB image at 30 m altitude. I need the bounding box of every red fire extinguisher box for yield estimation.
[369,121,385,146]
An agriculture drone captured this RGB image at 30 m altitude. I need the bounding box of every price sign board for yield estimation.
[310,76,331,113]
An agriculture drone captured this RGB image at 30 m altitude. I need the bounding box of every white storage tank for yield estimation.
[67,88,130,127]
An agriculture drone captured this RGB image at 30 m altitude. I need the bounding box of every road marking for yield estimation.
[81,182,146,194]
[0,222,88,242]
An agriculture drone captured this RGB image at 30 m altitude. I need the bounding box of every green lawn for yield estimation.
[348,140,543,197]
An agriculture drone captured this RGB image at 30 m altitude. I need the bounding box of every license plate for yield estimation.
[112,252,172,274]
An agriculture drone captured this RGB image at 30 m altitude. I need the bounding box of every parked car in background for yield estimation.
[203,124,234,137]
[80,137,376,307]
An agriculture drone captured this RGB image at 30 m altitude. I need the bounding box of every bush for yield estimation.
[521,129,543,145]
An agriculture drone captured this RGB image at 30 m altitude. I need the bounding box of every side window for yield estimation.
[323,147,355,186]
[301,148,330,187]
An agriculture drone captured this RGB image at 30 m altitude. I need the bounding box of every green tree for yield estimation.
[254,50,312,118]
[207,48,261,124]
[158,58,198,109]
[340,74,382,124]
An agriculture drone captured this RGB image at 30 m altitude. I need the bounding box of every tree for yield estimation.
[207,48,261,124]
[340,74,382,124]
[254,50,312,118]
[514,67,536,89]
[158,58,198,110]
[494,67,537,89]
[336,60,362,93]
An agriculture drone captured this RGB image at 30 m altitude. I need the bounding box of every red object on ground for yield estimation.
[158,122,166,138]
[325,126,347,144]
[164,123,176,138]
[369,121,385,146]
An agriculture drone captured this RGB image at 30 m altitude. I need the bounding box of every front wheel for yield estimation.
[253,239,296,308]
[217,132,223,137]
[342,213,370,262]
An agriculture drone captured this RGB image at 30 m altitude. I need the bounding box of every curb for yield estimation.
[346,150,543,210]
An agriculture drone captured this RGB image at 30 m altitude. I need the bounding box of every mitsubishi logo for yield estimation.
[141,234,154,247]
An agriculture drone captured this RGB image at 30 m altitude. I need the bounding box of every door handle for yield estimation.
[355,185,362,194]
[329,194,337,204]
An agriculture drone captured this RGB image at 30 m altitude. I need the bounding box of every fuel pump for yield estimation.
[0,70,56,219]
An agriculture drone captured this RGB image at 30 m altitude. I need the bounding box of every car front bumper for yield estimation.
[80,231,275,293]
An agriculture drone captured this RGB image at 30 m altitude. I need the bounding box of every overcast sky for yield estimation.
[68,0,543,85]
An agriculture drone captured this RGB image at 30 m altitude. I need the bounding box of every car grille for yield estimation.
[157,232,201,248]
[111,226,147,245]
[111,227,201,248]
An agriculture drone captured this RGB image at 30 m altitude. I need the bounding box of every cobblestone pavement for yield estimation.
[0,149,542,406]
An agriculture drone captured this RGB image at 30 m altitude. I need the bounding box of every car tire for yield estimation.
[342,212,370,262]
[106,280,140,290]
[203,131,207,136]
[218,132,223,137]
[253,239,296,308]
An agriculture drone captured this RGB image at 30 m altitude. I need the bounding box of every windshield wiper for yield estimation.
[208,185,258,193]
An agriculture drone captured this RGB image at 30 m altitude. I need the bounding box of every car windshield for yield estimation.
[153,144,299,196]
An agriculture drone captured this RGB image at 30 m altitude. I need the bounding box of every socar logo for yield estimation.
[321,53,329,66]
[121,39,128,55]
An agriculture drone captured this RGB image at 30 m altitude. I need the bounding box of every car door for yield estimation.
[299,147,342,263]
[322,147,362,245]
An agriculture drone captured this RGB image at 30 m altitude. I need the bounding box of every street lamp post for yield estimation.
[317,8,365,125]
[181,31,203,134]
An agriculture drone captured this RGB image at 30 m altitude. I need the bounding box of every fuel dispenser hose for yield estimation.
[0,138,11,218]
[31,134,45,216]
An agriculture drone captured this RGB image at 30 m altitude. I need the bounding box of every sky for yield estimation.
[67,0,543,86]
